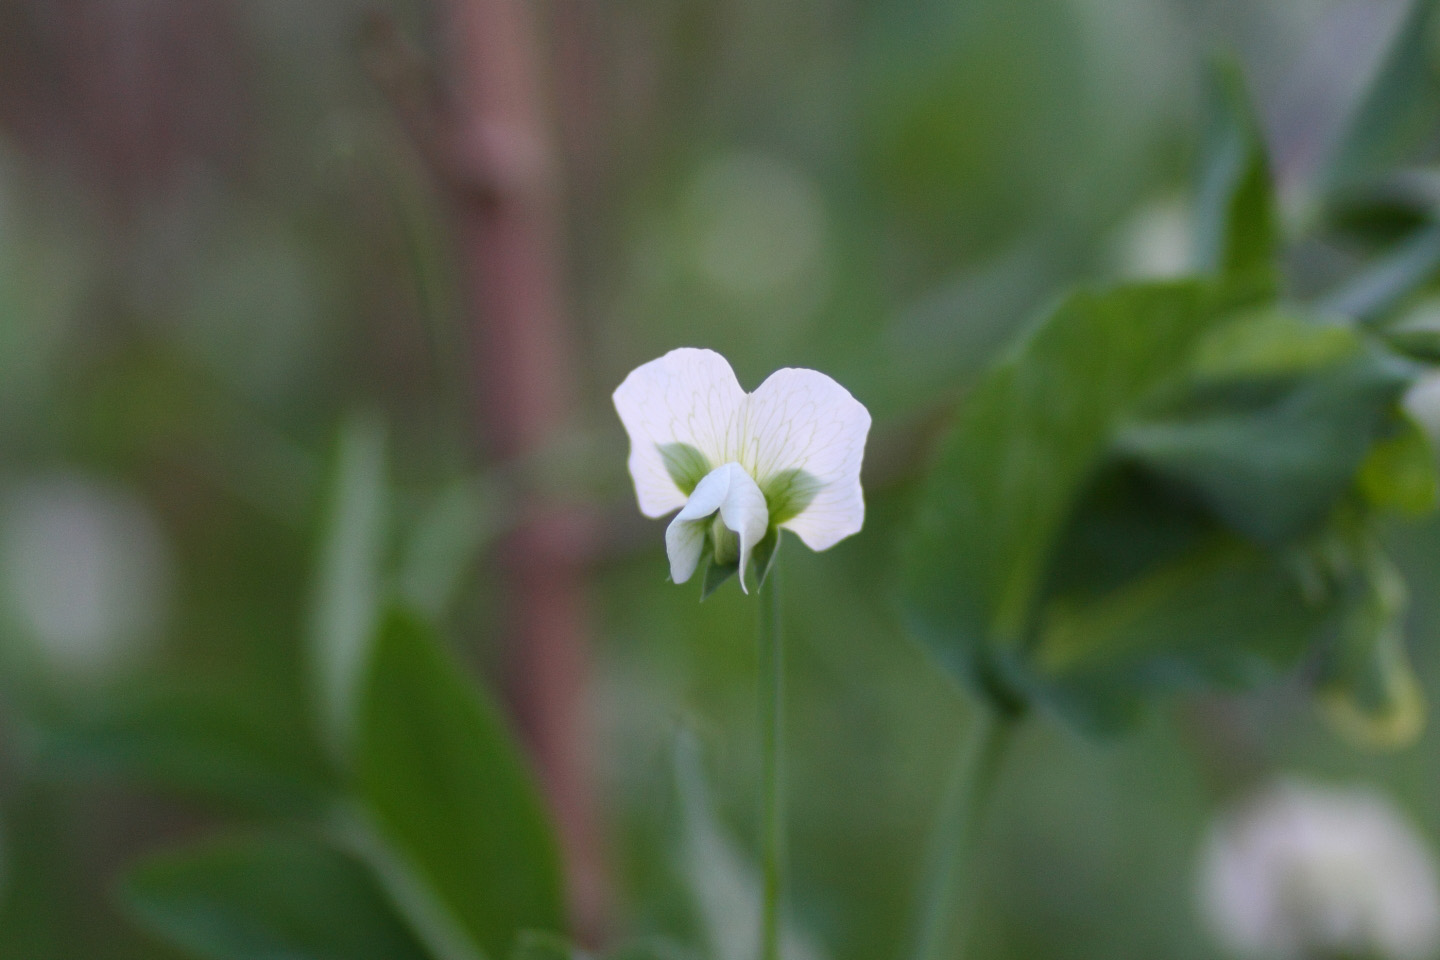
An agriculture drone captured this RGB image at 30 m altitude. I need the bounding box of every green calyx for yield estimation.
[659,443,711,495]
[760,468,822,526]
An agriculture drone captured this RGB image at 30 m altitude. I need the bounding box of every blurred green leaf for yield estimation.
[671,732,827,960]
[859,0,1088,264]
[1116,314,1415,543]
[0,782,75,959]
[398,476,496,620]
[356,608,564,960]
[506,932,692,960]
[902,282,1228,708]
[1031,531,1330,733]
[1316,535,1425,747]
[1383,316,1440,360]
[1316,224,1440,324]
[1193,59,1278,295]
[33,686,336,818]
[510,932,582,960]
[1325,0,1440,197]
[602,943,695,960]
[1357,414,1440,515]
[310,415,390,758]
[121,835,431,960]
[903,282,1424,731]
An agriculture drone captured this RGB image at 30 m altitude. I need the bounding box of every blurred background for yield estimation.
[3,0,1440,958]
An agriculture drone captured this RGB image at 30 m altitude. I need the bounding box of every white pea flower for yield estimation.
[1199,778,1440,960]
[613,348,870,594]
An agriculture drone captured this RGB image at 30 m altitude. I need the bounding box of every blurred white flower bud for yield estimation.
[1199,778,1440,960]
[0,474,172,683]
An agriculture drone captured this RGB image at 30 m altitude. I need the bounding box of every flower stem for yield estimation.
[906,710,1015,960]
[758,562,784,960]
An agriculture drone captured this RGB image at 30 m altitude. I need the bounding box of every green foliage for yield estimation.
[398,476,497,620]
[669,731,823,960]
[903,279,1436,734]
[310,416,390,758]
[121,836,431,960]
[0,783,76,959]
[1116,312,1415,543]
[510,931,582,960]
[1314,527,1426,747]
[33,686,336,818]
[899,46,1440,736]
[903,281,1231,708]
[1318,225,1440,324]
[507,931,693,960]
[1193,58,1278,295]
[1033,527,1330,732]
[355,608,565,960]
[1383,313,1440,361]
[1358,415,1440,515]
[1324,0,1440,196]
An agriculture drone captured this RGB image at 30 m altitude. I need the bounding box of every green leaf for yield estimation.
[510,931,583,960]
[1031,533,1331,733]
[0,782,75,958]
[506,933,692,960]
[901,283,1422,731]
[671,731,828,960]
[121,836,431,960]
[1116,315,1416,543]
[310,415,390,758]
[1325,0,1440,196]
[903,281,1229,707]
[399,476,497,620]
[604,943,696,960]
[33,686,336,818]
[1383,317,1440,361]
[356,608,565,960]
[1357,414,1440,515]
[1315,224,1440,324]
[1316,538,1425,747]
[1193,58,1278,294]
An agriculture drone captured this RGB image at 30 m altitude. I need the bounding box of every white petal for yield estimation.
[664,463,769,592]
[665,464,736,585]
[741,368,870,551]
[613,348,748,518]
[664,513,709,586]
[714,465,769,591]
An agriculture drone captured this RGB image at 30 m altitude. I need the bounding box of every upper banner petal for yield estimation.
[743,368,871,551]
[613,348,747,518]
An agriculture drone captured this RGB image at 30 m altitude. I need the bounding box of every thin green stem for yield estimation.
[758,563,784,960]
[906,710,1015,960]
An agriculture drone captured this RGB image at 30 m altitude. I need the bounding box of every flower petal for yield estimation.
[743,368,870,551]
[613,348,747,518]
[714,465,769,591]
[664,463,769,592]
